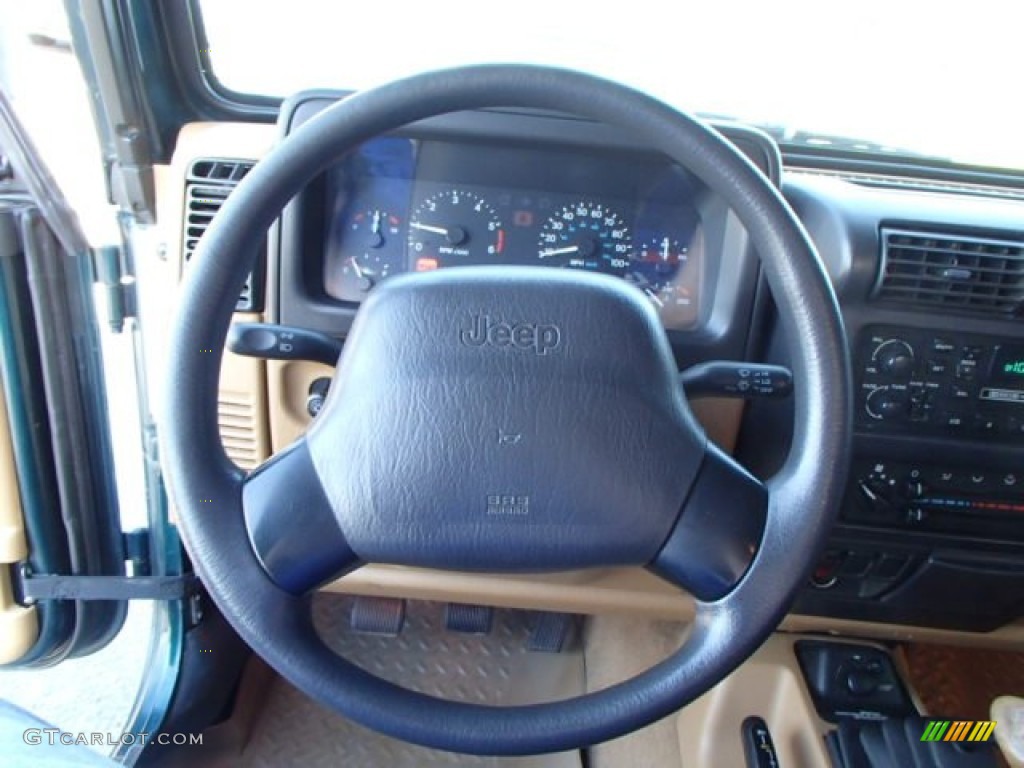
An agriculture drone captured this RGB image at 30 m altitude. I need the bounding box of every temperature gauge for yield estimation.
[325,209,403,301]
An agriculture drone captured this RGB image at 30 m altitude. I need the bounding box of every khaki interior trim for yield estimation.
[322,565,1024,649]
[266,359,334,450]
[675,634,831,767]
[160,122,276,280]
[0,389,38,663]
[157,123,277,471]
[219,313,270,470]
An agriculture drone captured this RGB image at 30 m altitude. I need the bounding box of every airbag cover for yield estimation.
[306,266,706,571]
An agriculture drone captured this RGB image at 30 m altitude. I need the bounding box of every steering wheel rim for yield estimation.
[162,65,851,755]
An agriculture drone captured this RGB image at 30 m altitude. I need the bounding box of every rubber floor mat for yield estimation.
[237,595,584,767]
[900,643,1024,720]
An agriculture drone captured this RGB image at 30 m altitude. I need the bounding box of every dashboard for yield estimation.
[274,96,783,370]
[321,138,705,329]
[198,89,1024,638]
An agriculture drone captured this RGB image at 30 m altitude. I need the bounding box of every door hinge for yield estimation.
[15,564,198,603]
[90,244,135,333]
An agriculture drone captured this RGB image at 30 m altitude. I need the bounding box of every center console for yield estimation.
[851,327,1024,541]
[746,176,1024,634]
[793,322,1024,631]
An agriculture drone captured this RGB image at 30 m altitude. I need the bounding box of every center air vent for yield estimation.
[182,158,263,311]
[876,228,1024,316]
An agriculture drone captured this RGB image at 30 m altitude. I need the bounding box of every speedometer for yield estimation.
[537,202,631,274]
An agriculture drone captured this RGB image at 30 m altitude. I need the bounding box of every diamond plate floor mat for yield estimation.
[234,595,584,767]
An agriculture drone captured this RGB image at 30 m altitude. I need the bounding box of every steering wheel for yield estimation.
[163,65,850,755]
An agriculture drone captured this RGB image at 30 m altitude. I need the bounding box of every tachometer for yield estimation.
[537,202,631,274]
[408,189,504,270]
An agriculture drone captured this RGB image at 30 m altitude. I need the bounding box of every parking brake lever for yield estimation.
[227,322,343,368]
[681,361,792,400]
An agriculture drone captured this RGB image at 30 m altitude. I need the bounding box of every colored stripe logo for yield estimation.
[921,720,996,742]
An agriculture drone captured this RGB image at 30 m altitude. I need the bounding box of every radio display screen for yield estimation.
[993,345,1024,384]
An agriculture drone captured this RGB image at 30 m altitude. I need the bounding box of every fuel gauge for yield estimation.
[326,209,403,301]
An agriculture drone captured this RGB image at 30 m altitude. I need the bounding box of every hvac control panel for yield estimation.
[857,326,1024,440]
[845,458,1024,540]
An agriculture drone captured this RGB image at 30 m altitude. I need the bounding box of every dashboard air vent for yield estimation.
[183,158,262,311]
[876,228,1024,316]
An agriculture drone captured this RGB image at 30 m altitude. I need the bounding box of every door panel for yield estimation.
[0,387,37,663]
[0,201,125,666]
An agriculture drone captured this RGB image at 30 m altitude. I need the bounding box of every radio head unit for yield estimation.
[857,325,1024,441]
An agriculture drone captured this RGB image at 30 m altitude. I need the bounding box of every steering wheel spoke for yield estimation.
[242,437,360,594]
[650,444,768,601]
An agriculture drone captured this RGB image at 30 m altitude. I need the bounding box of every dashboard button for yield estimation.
[905,507,928,524]
[956,360,978,380]
[839,553,874,578]
[931,338,956,354]
[975,414,999,434]
[1001,416,1024,437]
[949,384,972,400]
[938,410,968,429]
[925,468,959,491]
[967,472,989,491]
[871,555,909,581]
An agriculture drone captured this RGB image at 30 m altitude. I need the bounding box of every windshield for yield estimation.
[198,0,1024,173]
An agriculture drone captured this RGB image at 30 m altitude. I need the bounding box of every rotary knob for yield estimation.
[865,386,908,420]
[873,339,915,377]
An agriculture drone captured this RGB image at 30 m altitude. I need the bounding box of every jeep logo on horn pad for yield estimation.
[459,314,561,355]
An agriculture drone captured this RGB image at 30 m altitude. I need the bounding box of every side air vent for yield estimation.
[182,158,263,311]
[876,228,1024,316]
[217,391,266,470]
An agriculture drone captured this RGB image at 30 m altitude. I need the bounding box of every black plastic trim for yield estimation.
[650,443,768,601]
[242,439,357,594]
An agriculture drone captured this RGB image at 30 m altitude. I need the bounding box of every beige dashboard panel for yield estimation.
[161,123,276,282]
[157,123,278,470]
[323,565,1024,649]
[0,389,38,663]
[675,634,832,767]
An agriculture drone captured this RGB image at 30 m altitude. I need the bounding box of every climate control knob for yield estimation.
[865,386,908,420]
[873,339,915,377]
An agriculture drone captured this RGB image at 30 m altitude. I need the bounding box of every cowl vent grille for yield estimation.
[876,228,1024,316]
[182,158,262,312]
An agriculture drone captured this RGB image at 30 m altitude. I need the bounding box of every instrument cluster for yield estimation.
[323,138,706,329]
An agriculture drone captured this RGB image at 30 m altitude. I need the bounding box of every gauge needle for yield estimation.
[644,288,665,307]
[369,211,385,248]
[348,257,376,278]
[409,221,449,236]
[661,237,670,262]
[538,245,580,258]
